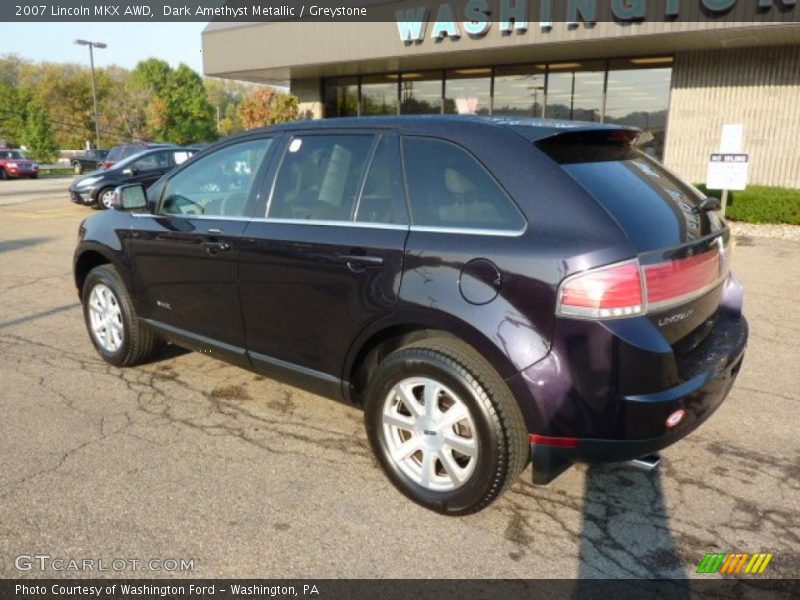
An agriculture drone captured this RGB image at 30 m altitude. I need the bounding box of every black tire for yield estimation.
[364,338,529,516]
[73,162,83,175]
[0,168,6,180]
[96,187,115,210]
[81,265,161,367]
[29,173,38,179]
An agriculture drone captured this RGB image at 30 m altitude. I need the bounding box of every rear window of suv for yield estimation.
[402,137,525,232]
[539,136,713,249]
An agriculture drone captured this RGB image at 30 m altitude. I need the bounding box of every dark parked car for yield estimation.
[102,142,174,169]
[0,149,38,179]
[71,149,109,174]
[70,146,195,209]
[73,117,748,515]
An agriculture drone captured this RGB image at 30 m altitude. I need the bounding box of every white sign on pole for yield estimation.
[706,154,749,191]
[719,124,744,153]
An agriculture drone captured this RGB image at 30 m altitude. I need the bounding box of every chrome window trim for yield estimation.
[130,212,526,236]
[409,225,526,237]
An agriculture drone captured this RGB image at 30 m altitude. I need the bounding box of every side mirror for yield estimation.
[122,167,139,176]
[112,184,148,211]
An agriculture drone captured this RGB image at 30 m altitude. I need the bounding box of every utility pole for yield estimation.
[75,39,107,149]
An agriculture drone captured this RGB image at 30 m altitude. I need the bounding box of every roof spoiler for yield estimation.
[535,127,653,148]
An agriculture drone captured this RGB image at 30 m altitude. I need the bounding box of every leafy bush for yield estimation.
[693,184,800,225]
[23,104,59,164]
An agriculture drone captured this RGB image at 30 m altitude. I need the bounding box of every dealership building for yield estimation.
[203,9,800,188]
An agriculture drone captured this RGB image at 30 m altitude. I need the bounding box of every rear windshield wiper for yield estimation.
[699,197,721,212]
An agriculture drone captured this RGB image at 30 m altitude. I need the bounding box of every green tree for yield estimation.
[161,64,217,144]
[204,77,251,136]
[238,87,299,129]
[0,55,32,147]
[132,60,217,144]
[0,80,27,146]
[131,58,171,92]
[23,104,59,163]
[99,65,149,145]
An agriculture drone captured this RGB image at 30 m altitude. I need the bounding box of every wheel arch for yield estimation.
[73,246,131,298]
[343,316,521,405]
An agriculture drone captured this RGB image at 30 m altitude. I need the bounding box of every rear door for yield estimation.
[538,133,728,343]
[128,137,275,364]
[238,131,409,395]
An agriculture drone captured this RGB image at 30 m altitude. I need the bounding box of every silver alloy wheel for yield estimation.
[87,283,124,353]
[382,376,479,492]
[99,189,115,209]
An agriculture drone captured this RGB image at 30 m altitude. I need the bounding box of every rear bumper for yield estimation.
[529,315,747,484]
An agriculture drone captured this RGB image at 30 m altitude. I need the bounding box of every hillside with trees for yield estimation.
[0,54,299,157]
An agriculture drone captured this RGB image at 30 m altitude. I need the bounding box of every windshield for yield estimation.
[0,150,25,160]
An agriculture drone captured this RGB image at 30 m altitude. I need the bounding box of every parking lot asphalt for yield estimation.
[0,175,76,207]
[0,182,798,580]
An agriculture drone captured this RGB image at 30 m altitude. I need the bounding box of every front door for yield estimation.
[128,137,275,364]
[238,132,409,395]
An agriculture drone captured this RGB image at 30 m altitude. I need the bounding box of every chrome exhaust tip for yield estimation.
[627,453,662,471]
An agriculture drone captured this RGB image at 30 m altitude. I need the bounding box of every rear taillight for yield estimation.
[557,240,727,320]
[644,247,720,310]
[557,260,644,319]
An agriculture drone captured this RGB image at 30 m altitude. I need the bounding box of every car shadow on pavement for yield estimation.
[151,343,191,363]
[0,302,80,330]
[0,237,54,253]
[574,464,690,595]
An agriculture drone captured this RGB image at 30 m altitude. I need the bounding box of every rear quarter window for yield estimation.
[402,137,525,232]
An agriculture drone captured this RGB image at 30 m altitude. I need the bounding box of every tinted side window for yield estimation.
[402,137,525,231]
[355,136,406,225]
[160,138,272,217]
[131,151,171,171]
[269,135,374,222]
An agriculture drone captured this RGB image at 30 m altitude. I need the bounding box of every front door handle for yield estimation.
[202,240,232,255]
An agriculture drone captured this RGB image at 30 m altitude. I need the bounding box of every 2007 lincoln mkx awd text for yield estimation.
[73,116,748,515]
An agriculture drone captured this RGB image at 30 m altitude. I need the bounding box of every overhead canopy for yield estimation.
[202,20,800,84]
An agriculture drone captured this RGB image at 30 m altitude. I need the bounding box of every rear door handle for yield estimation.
[339,254,384,267]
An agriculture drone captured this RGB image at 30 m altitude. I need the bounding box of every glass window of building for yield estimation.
[444,68,491,115]
[605,57,673,160]
[400,72,443,115]
[493,65,546,118]
[361,74,398,116]
[324,77,358,118]
[545,61,605,122]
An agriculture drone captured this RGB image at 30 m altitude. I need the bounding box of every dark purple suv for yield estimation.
[73,117,747,515]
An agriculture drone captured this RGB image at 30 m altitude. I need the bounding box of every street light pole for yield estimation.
[74,39,107,149]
